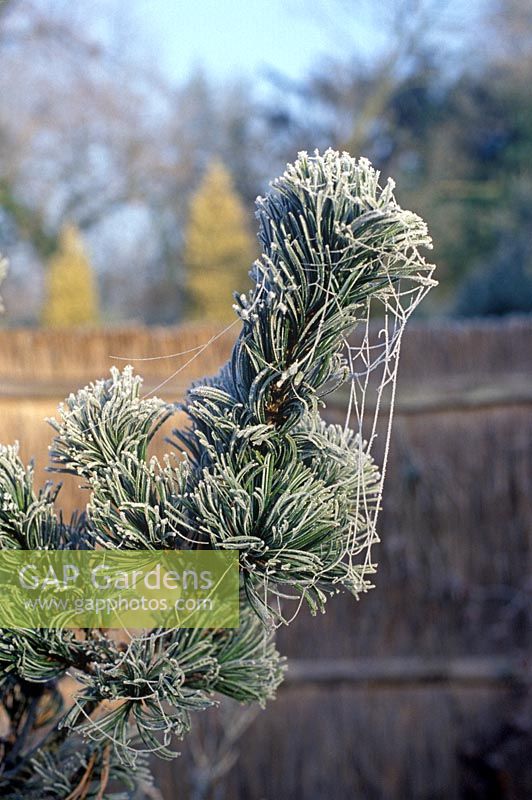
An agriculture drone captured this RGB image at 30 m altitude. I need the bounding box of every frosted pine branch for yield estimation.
[0,150,435,798]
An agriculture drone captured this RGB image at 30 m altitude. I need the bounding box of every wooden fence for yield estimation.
[0,316,531,799]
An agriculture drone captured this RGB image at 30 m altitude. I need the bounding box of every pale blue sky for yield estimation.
[139,0,369,82]
[135,0,485,85]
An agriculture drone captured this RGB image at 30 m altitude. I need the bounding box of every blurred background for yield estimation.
[0,1,531,798]
[0,0,531,325]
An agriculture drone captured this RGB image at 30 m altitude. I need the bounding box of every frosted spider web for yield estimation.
[338,265,436,605]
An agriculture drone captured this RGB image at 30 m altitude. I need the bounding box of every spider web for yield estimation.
[240,238,437,626]
[340,259,436,600]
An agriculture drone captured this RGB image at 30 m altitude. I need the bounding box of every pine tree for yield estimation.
[0,151,434,798]
[42,224,100,328]
[184,160,256,322]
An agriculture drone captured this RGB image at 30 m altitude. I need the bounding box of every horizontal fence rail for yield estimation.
[284,656,532,688]
[1,376,532,414]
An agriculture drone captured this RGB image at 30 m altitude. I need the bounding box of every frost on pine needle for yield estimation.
[0,150,435,797]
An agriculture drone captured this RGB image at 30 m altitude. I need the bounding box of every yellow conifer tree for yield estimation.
[42,224,100,328]
[183,161,256,322]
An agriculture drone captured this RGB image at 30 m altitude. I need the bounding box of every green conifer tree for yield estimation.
[184,160,256,322]
[0,151,434,798]
[42,224,100,328]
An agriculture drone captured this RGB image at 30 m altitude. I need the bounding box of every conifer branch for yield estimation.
[0,150,435,797]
